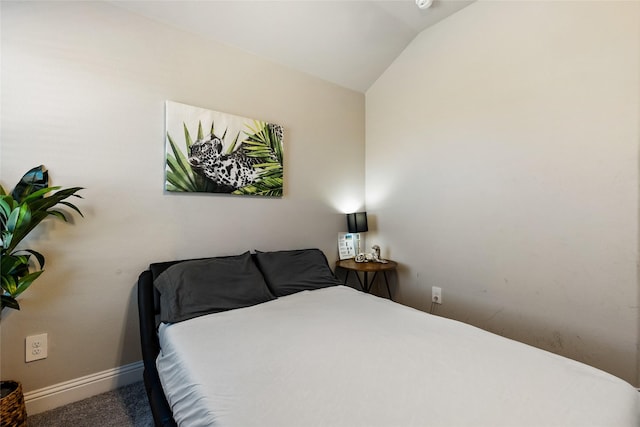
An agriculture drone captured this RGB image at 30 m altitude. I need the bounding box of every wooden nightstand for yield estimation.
[335,259,398,300]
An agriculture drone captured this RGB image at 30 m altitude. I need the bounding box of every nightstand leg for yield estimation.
[342,270,350,285]
[383,272,392,301]
[343,270,365,292]
[369,272,379,294]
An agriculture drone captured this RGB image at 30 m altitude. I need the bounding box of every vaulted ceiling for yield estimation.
[112,1,474,92]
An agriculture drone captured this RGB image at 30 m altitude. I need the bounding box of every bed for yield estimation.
[137,249,639,427]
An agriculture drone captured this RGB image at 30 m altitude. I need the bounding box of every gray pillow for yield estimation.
[154,252,274,323]
[254,248,342,297]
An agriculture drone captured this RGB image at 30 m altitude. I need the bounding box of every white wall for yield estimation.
[366,0,639,385]
[1,1,365,392]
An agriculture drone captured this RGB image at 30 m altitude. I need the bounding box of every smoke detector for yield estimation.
[416,0,433,9]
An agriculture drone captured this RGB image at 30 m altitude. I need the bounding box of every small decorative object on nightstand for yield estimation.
[370,245,389,263]
[336,258,398,300]
[372,245,381,261]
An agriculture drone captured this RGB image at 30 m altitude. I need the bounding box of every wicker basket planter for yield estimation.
[0,381,27,427]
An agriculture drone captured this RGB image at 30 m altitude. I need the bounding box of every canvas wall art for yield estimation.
[165,101,284,197]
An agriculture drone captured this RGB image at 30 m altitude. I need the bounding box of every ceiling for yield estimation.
[111,1,474,93]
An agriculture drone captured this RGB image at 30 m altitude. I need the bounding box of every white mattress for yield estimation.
[157,286,639,426]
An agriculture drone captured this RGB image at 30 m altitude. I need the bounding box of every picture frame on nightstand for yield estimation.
[338,233,359,260]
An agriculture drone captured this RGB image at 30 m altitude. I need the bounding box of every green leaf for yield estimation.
[14,270,44,295]
[0,197,15,220]
[183,123,193,149]
[167,131,198,190]
[21,186,59,203]
[2,254,30,276]
[57,201,84,217]
[10,165,48,202]
[1,295,20,311]
[225,132,241,155]
[197,121,204,141]
[166,169,196,192]
[20,249,45,269]
[6,203,30,233]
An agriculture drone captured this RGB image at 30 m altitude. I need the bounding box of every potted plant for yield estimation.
[0,165,84,425]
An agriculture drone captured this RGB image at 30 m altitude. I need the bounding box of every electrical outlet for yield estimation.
[432,286,442,304]
[25,333,48,362]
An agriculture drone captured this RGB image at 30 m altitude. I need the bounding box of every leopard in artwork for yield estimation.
[188,134,261,190]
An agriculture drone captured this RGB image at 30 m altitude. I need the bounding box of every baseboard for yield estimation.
[23,360,144,416]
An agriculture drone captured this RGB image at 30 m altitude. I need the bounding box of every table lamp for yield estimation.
[346,212,368,255]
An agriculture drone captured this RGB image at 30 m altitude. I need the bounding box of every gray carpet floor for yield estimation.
[27,381,154,427]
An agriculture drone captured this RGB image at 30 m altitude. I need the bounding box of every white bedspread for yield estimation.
[157,286,639,427]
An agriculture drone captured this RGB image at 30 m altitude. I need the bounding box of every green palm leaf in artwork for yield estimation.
[233,121,284,197]
[166,124,197,192]
[165,121,219,192]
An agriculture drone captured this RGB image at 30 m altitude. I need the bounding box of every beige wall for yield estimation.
[366,1,639,385]
[0,1,365,391]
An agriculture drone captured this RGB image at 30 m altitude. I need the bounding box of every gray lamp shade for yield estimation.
[346,212,368,233]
